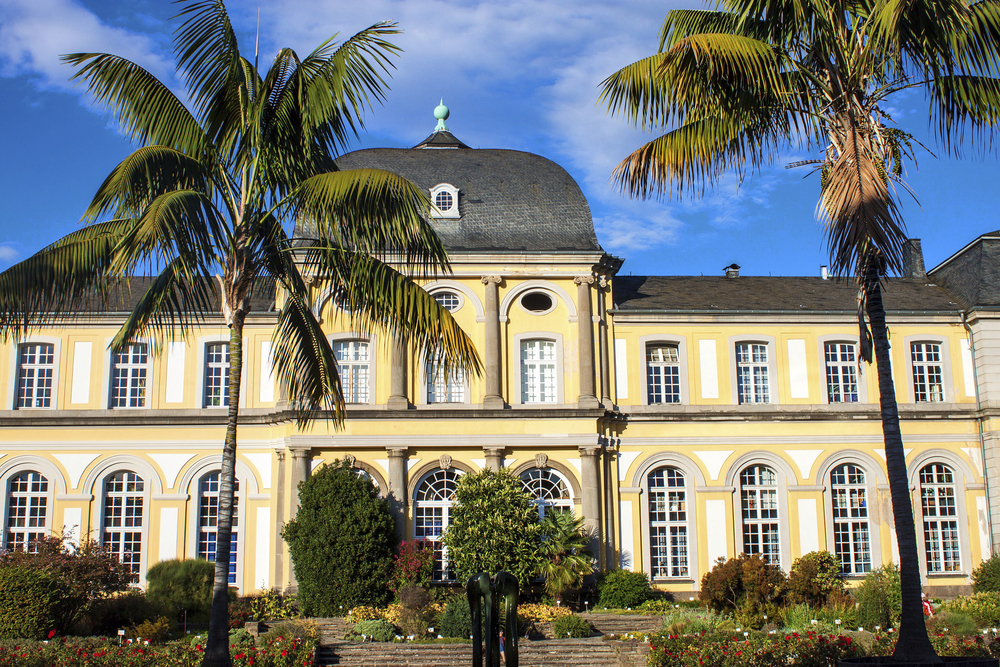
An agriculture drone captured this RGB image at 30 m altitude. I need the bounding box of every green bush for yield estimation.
[553,613,592,638]
[145,558,215,622]
[700,554,785,629]
[0,566,60,640]
[853,563,901,630]
[228,627,254,647]
[283,460,397,615]
[258,619,319,644]
[943,592,1000,627]
[439,597,486,638]
[596,570,654,609]
[926,610,978,636]
[346,619,397,642]
[786,551,845,607]
[973,555,1000,593]
[74,589,171,636]
[661,608,725,635]
[124,616,172,643]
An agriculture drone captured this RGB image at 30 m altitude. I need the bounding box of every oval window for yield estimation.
[520,291,554,313]
[435,190,454,211]
[433,291,461,312]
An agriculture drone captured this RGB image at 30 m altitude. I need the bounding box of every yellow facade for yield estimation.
[1,129,994,598]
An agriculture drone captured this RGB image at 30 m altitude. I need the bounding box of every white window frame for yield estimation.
[639,335,689,406]
[816,452,884,575]
[904,336,952,404]
[817,335,868,404]
[330,333,377,406]
[430,289,463,313]
[729,336,778,405]
[101,470,147,583]
[412,468,465,582]
[195,471,243,585]
[519,467,575,519]
[830,463,872,574]
[647,466,690,579]
[739,464,782,565]
[203,342,231,408]
[919,463,962,573]
[7,336,61,411]
[3,470,51,552]
[106,340,153,409]
[422,352,470,405]
[633,452,703,582]
[513,333,564,406]
[429,183,460,219]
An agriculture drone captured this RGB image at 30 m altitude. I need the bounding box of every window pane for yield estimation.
[112,343,148,408]
[649,467,688,578]
[197,472,240,584]
[740,465,780,565]
[334,340,370,403]
[17,343,55,409]
[647,345,681,404]
[920,463,961,572]
[520,340,557,403]
[736,344,770,404]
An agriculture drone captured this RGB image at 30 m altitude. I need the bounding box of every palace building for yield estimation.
[2,107,997,597]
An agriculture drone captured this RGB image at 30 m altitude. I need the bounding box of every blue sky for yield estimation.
[1,0,997,278]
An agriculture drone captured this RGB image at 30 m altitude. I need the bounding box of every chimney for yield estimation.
[901,239,926,279]
[821,265,828,280]
[724,263,740,279]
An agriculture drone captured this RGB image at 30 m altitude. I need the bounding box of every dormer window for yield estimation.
[430,184,460,219]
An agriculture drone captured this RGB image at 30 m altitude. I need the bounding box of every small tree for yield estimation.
[700,553,785,628]
[282,460,396,615]
[0,534,132,633]
[145,558,216,622]
[786,551,845,607]
[537,511,593,605]
[442,468,543,588]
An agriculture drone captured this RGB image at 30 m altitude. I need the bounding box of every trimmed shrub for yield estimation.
[943,591,1000,627]
[596,570,655,609]
[786,551,845,607]
[346,619,397,642]
[973,554,1000,593]
[259,619,320,644]
[145,558,215,622]
[853,562,901,630]
[700,553,785,629]
[553,613,592,638]
[283,460,397,615]
[0,566,60,640]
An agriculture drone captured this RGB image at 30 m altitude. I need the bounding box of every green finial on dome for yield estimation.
[434,99,450,132]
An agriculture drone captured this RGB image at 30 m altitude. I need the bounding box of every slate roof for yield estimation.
[928,231,1000,308]
[300,135,602,253]
[73,277,276,314]
[613,276,961,312]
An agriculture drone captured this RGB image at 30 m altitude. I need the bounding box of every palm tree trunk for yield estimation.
[202,315,245,667]
[865,276,940,663]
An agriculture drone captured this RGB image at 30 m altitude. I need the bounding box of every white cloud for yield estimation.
[0,245,20,263]
[0,0,173,90]
[595,207,684,252]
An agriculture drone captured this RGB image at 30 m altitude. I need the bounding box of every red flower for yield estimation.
[47,630,56,639]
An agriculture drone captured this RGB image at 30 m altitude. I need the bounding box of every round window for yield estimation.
[433,291,461,312]
[520,291,554,313]
[435,190,454,211]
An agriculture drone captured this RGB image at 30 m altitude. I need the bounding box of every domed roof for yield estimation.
[321,137,602,254]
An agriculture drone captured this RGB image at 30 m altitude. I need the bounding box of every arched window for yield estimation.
[740,465,780,564]
[414,469,463,582]
[648,467,688,578]
[4,471,48,552]
[520,468,573,519]
[197,473,240,584]
[103,471,144,582]
[920,463,961,572]
[830,464,871,574]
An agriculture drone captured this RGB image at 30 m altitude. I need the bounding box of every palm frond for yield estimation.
[289,169,445,271]
[110,258,219,351]
[0,221,130,339]
[82,146,216,223]
[173,0,242,121]
[929,74,1000,151]
[62,53,210,157]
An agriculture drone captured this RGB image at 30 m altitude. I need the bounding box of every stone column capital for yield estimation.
[579,445,603,457]
[387,447,409,458]
[288,447,312,458]
[481,275,503,285]
[483,445,506,455]
[574,275,596,286]
[274,449,286,461]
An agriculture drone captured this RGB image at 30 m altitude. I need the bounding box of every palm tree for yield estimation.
[601,0,1000,661]
[537,510,593,606]
[0,2,479,665]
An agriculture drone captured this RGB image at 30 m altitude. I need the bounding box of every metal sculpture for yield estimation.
[467,571,519,667]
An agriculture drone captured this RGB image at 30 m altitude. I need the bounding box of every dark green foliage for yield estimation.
[553,613,592,638]
[124,616,173,643]
[282,460,397,615]
[228,627,254,647]
[229,596,253,630]
[0,535,132,633]
[925,610,977,636]
[699,554,785,629]
[145,558,215,622]
[853,563,902,630]
[596,570,655,609]
[75,590,172,636]
[439,597,485,638]
[973,554,1000,593]
[346,619,397,642]
[441,469,543,588]
[0,566,60,639]
[786,551,845,607]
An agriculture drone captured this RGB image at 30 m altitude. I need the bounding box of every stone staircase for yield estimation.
[310,614,661,667]
[316,637,632,667]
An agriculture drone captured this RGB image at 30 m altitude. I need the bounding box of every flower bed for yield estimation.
[0,634,316,667]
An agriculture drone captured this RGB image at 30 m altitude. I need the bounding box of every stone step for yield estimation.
[315,637,629,667]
